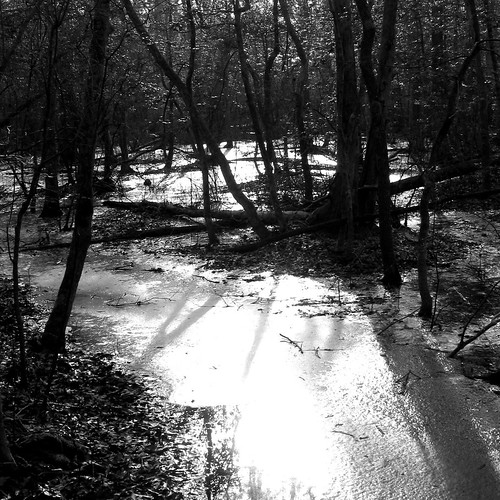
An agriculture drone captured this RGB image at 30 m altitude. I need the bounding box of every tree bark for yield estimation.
[464,0,491,189]
[40,14,63,218]
[355,0,401,287]
[185,0,218,246]
[118,107,134,175]
[483,0,500,126]
[262,0,281,169]
[41,0,111,352]
[328,0,361,255]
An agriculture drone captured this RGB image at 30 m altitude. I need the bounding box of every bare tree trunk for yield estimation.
[102,117,116,187]
[355,0,401,287]
[262,0,280,169]
[119,107,134,175]
[483,0,500,126]
[40,16,63,218]
[0,393,16,468]
[41,0,111,352]
[11,157,43,386]
[465,0,491,189]
[162,99,175,173]
[122,0,270,240]
[185,0,218,246]
[417,175,433,318]
[233,0,285,231]
[279,0,313,201]
[328,0,361,255]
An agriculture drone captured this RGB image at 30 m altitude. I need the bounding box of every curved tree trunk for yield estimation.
[41,0,111,352]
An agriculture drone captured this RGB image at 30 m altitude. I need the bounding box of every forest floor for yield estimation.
[3,173,500,498]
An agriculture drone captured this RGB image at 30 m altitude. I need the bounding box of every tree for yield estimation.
[185,0,219,245]
[41,0,112,352]
[355,0,402,287]
[233,0,285,230]
[464,0,491,189]
[483,0,500,127]
[328,0,361,255]
[39,0,71,218]
[0,393,16,468]
[279,0,314,202]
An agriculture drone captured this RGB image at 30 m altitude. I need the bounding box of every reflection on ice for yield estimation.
[235,376,331,492]
[152,274,361,497]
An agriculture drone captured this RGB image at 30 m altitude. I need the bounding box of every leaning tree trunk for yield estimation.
[122,0,270,240]
[41,0,111,352]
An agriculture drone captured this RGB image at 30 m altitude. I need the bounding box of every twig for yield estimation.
[395,370,422,394]
[105,296,156,307]
[194,274,221,284]
[455,279,500,349]
[377,308,420,335]
[449,311,500,358]
[302,347,343,358]
[331,430,356,439]
[279,334,304,353]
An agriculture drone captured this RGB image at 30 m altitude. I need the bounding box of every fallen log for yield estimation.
[231,185,500,252]
[101,199,309,225]
[28,185,500,254]
[102,199,246,220]
[23,224,207,251]
[389,156,499,195]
